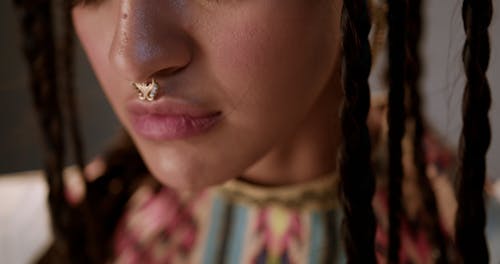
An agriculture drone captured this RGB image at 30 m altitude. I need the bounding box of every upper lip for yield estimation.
[126,97,220,118]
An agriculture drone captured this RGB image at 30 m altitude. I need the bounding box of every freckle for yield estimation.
[122,13,128,19]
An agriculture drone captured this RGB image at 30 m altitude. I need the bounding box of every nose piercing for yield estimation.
[133,78,159,102]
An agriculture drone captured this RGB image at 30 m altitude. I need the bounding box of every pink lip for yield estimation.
[126,99,222,141]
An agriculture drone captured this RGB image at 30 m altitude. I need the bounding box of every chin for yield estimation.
[127,127,241,192]
[143,153,229,193]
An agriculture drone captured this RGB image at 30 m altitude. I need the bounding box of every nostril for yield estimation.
[157,65,187,78]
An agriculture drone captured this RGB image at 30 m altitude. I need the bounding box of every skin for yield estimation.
[72,0,343,192]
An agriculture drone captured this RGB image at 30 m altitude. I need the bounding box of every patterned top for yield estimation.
[111,155,452,264]
[113,174,343,264]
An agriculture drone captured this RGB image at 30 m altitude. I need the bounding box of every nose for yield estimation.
[109,0,192,82]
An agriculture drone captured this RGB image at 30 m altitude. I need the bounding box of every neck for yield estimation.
[241,73,342,186]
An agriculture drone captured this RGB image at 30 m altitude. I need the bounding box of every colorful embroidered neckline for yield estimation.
[216,172,338,210]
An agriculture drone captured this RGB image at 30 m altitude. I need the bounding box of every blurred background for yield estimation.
[1,0,499,262]
[0,2,121,173]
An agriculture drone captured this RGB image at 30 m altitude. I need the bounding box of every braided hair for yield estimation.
[339,0,377,262]
[13,0,150,262]
[455,0,493,263]
[386,0,406,261]
[342,0,493,262]
[12,0,82,260]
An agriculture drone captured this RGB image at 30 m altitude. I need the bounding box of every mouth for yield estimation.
[126,98,222,141]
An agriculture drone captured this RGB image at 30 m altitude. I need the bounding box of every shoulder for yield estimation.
[0,170,53,264]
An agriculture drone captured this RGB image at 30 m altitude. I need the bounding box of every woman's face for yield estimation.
[73,0,342,191]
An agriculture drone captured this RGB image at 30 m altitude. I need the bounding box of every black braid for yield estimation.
[405,0,449,262]
[455,0,492,263]
[339,0,376,262]
[386,0,406,262]
[13,0,61,196]
[12,0,89,262]
[14,1,151,262]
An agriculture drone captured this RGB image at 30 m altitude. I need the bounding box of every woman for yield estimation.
[12,0,493,263]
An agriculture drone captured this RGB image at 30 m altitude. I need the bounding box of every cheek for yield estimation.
[206,8,337,130]
[73,9,131,126]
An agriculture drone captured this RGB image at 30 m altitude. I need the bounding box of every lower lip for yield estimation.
[130,113,221,141]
